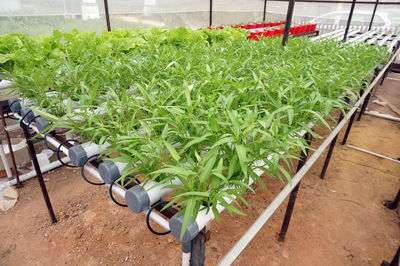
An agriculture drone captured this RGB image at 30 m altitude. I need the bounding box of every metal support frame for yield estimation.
[357,90,372,121]
[282,0,296,46]
[0,104,21,187]
[319,134,338,179]
[384,189,400,210]
[21,123,57,223]
[190,230,207,266]
[209,0,213,27]
[104,0,111,32]
[263,0,268,22]
[341,111,357,145]
[278,132,311,242]
[368,0,379,31]
[343,0,357,42]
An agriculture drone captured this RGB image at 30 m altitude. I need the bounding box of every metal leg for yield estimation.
[0,104,22,187]
[357,90,372,121]
[320,108,347,180]
[320,134,338,180]
[190,231,206,266]
[384,189,400,210]
[341,111,357,145]
[379,64,392,86]
[21,123,57,223]
[278,133,311,242]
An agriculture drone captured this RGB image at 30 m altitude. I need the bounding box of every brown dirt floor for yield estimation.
[0,76,399,265]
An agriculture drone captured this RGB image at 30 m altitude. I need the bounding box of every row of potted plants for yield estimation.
[208,21,285,30]
[247,23,318,40]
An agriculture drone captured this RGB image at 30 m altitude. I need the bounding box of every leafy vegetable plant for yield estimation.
[1,27,389,239]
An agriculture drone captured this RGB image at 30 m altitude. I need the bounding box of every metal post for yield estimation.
[384,189,400,210]
[282,0,296,46]
[0,104,21,187]
[368,0,379,31]
[341,110,357,145]
[209,0,213,27]
[357,90,372,121]
[190,231,206,266]
[263,0,268,22]
[343,0,357,42]
[320,96,350,179]
[278,132,311,242]
[103,0,111,32]
[21,123,57,223]
[320,135,338,179]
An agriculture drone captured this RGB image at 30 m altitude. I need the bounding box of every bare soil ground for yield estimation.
[0,76,399,265]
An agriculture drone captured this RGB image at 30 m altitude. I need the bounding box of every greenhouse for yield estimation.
[0,0,399,265]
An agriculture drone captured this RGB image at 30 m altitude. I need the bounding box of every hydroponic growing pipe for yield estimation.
[217,45,400,266]
[0,103,21,186]
[13,107,173,235]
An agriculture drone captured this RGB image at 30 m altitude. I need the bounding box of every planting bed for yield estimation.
[0,85,399,265]
[1,26,398,264]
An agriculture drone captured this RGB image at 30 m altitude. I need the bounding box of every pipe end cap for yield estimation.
[125,185,150,213]
[68,145,87,166]
[170,213,199,242]
[20,107,34,122]
[35,116,51,132]
[8,99,21,113]
[99,161,120,184]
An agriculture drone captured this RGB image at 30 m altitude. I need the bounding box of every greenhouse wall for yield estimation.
[0,0,399,36]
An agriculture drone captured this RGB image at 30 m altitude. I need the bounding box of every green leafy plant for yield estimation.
[1,27,389,240]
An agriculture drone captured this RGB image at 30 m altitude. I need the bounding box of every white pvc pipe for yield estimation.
[217,47,399,266]
[80,142,111,158]
[143,208,171,231]
[312,29,344,41]
[388,35,400,51]
[379,34,393,46]
[346,144,400,163]
[0,80,13,89]
[364,111,400,122]
[367,32,385,45]
[115,162,128,175]
[348,31,376,44]
[181,252,191,266]
[82,163,171,231]
[144,179,183,206]
[0,142,12,178]
[0,157,70,190]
